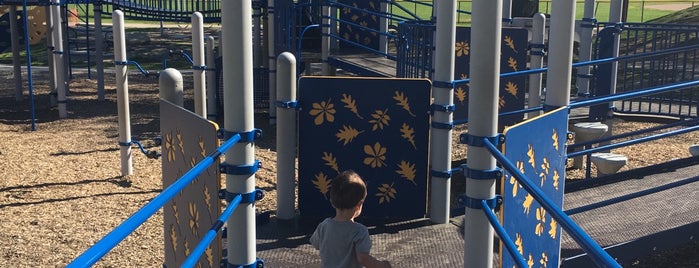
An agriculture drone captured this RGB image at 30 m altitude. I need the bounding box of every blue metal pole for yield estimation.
[482,138,621,268]
[22,0,36,131]
[480,201,527,268]
[67,134,242,267]
[182,194,243,268]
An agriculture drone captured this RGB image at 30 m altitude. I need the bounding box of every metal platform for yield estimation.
[256,158,699,267]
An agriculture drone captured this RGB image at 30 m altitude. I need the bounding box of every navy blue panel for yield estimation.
[298,77,431,219]
[453,27,528,128]
[338,0,380,51]
[501,108,568,268]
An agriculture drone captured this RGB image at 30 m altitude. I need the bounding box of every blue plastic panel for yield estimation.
[501,107,568,268]
[338,0,380,51]
[453,27,528,128]
[298,77,431,219]
[161,100,221,268]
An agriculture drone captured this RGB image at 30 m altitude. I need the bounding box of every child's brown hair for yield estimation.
[329,170,367,210]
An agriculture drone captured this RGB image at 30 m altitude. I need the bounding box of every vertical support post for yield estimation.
[576,0,596,97]
[267,0,277,124]
[159,68,184,106]
[46,5,57,107]
[206,36,218,120]
[528,13,546,119]
[9,5,23,101]
[465,0,502,267]
[253,3,263,67]
[379,1,389,55]
[52,0,68,118]
[429,0,456,225]
[321,3,334,75]
[192,12,206,117]
[502,0,512,21]
[601,0,624,150]
[545,0,576,108]
[113,10,133,176]
[276,52,297,220]
[94,2,105,101]
[222,1,257,266]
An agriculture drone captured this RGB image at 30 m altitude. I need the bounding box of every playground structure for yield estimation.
[2,0,698,267]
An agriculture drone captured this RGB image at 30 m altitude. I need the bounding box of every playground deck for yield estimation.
[256,158,699,267]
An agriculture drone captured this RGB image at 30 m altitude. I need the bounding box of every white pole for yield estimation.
[51,0,67,118]
[222,0,256,266]
[46,5,57,107]
[112,10,133,176]
[276,52,297,220]
[465,0,502,267]
[502,0,512,20]
[602,0,624,150]
[159,68,184,106]
[429,0,456,225]
[528,13,546,119]
[545,0,576,108]
[9,5,23,101]
[267,0,277,124]
[576,0,596,97]
[206,35,218,120]
[379,1,389,55]
[94,2,105,101]
[321,3,335,75]
[192,12,206,117]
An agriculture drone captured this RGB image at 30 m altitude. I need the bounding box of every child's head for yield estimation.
[330,170,367,211]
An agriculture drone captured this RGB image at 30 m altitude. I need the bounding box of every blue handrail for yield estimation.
[182,194,243,268]
[481,137,622,268]
[67,134,242,267]
[480,200,528,268]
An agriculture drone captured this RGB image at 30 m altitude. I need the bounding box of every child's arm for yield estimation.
[356,252,391,268]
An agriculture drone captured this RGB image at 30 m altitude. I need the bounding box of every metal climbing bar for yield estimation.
[481,137,621,268]
[67,134,242,268]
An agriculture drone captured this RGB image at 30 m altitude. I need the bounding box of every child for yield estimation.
[310,170,392,268]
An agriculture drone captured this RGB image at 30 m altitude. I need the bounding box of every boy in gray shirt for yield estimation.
[310,170,392,268]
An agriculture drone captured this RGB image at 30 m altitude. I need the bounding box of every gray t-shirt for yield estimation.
[310,218,372,268]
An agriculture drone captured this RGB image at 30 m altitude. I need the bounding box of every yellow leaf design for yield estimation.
[177,129,184,156]
[172,202,180,226]
[351,14,359,22]
[527,253,534,268]
[321,152,340,173]
[523,193,534,215]
[309,98,336,125]
[165,132,176,162]
[515,233,524,255]
[198,136,206,157]
[527,144,536,168]
[549,218,558,239]
[499,96,506,109]
[336,125,364,146]
[205,247,214,266]
[504,81,518,98]
[393,91,416,117]
[396,161,417,186]
[375,183,397,204]
[363,142,387,168]
[169,225,178,253]
[184,240,190,257]
[455,87,467,104]
[511,161,525,197]
[190,156,197,168]
[540,252,549,267]
[189,202,200,238]
[312,172,332,199]
[455,41,470,57]
[552,129,559,151]
[508,57,518,71]
[204,186,212,215]
[368,109,390,131]
[400,123,417,149]
[535,207,546,236]
[504,35,518,53]
[540,157,550,186]
[553,170,560,190]
[340,94,364,119]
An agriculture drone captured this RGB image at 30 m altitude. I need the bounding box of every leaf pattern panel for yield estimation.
[298,77,431,219]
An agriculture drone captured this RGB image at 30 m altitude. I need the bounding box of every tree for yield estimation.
[511,0,540,17]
